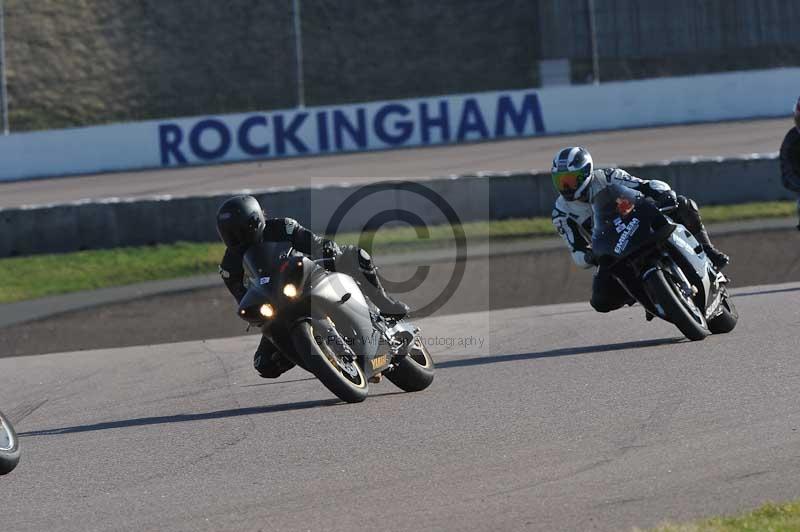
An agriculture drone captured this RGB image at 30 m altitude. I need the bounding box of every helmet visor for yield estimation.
[552,169,588,198]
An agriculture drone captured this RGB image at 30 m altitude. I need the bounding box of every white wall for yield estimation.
[1,68,798,182]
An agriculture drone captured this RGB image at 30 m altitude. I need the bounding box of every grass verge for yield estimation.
[0,200,795,304]
[644,500,800,531]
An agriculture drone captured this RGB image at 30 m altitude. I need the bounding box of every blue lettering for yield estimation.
[456,99,489,141]
[495,93,546,136]
[420,101,450,144]
[274,113,309,155]
[374,104,413,146]
[159,123,187,165]
[237,116,270,156]
[316,112,330,152]
[189,119,231,161]
[333,109,367,150]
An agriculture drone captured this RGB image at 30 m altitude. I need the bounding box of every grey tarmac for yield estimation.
[1,282,799,531]
[0,118,789,208]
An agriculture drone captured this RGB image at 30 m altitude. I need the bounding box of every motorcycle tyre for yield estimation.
[291,321,368,403]
[386,337,435,392]
[708,293,738,335]
[0,410,20,475]
[645,269,710,341]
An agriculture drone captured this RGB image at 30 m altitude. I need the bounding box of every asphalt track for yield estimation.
[2,281,799,531]
[0,118,789,208]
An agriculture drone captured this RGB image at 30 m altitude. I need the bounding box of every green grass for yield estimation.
[643,500,800,531]
[0,242,224,304]
[700,201,797,224]
[0,200,795,304]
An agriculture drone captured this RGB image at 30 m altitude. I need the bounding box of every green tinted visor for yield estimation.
[552,169,588,198]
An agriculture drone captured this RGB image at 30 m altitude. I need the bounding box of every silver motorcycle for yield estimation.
[0,410,20,475]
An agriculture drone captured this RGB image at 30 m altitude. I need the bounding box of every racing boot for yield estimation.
[361,269,410,319]
[253,336,295,378]
[343,246,409,318]
[695,229,730,270]
[674,195,729,270]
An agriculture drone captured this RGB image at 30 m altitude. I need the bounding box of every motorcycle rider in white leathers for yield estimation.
[550,147,729,313]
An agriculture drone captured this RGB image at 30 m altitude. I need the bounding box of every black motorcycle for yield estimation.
[591,184,738,341]
[236,242,435,403]
[0,410,20,475]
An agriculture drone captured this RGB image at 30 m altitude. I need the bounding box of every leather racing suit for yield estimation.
[551,168,724,313]
[219,217,406,377]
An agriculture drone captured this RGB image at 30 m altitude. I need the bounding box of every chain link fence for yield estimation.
[2,0,799,132]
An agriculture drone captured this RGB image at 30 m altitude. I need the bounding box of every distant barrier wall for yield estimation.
[1,68,799,183]
[0,155,788,257]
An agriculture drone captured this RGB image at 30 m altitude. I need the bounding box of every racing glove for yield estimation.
[321,239,340,270]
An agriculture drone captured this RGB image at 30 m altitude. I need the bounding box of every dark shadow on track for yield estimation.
[437,337,683,370]
[239,377,317,388]
[20,391,408,437]
[733,286,800,298]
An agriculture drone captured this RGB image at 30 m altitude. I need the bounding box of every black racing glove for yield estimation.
[654,190,678,212]
[321,239,340,270]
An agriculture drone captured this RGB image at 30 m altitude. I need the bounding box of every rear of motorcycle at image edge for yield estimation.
[0,410,20,475]
[236,242,435,403]
[592,184,738,341]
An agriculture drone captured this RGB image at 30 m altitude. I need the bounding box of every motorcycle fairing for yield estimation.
[306,272,381,361]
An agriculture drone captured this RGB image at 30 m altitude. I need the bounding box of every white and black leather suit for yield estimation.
[552,168,726,313]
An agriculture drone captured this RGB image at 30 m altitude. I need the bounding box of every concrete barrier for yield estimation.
[0,154,791,257]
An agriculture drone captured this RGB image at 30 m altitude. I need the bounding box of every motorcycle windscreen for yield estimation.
[591,184,654,260]
[242,241,292,285]
[239,241,293,303]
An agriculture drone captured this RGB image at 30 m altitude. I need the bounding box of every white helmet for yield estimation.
[551,147,594,201]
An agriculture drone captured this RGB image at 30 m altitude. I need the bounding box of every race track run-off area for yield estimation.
[1,282,799,531]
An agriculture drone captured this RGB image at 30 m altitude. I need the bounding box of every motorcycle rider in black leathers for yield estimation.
[216,195,409,378]
[550,147,730,314]
[780,97,800,230]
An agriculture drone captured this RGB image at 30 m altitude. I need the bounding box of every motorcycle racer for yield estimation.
[779,97,800,229]
[550,147,729,313]
[216,195,409,378]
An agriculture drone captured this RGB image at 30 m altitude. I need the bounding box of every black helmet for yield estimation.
[216,195,266,248]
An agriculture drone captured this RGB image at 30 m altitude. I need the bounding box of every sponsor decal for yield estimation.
[259,276,271,285]
[158,90,546,166]
[370,354,389,370]
[614,217,640,254]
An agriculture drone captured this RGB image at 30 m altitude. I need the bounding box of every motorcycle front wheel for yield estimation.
[291,321,368,403]
[0,410,20,475]
[644,269,710,341]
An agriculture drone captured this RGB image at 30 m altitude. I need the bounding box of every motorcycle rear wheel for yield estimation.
[645,269,710,341]
[291,321,368,403]
[0,410,20,475]
[708,293,738,334]
[386,337,435,392]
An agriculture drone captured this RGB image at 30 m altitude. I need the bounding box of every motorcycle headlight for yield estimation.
[282,283,298,298]
[259,304,275,319]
